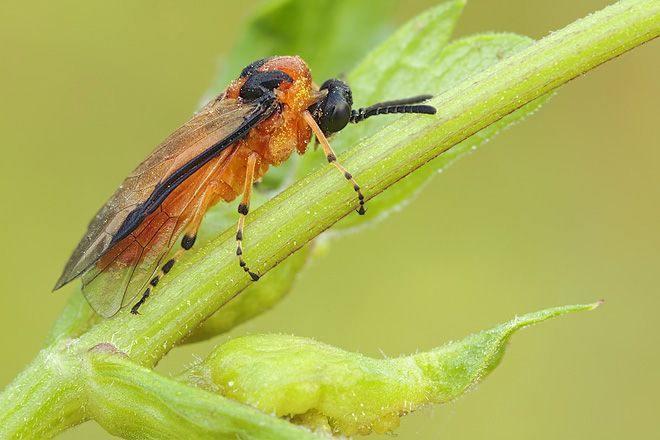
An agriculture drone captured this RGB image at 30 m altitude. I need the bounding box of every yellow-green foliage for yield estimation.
[181,303,600,436]
[2,0,655,436]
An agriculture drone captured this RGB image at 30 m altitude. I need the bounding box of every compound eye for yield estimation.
[324,100,351,133]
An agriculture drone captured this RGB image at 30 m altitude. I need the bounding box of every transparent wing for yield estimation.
[79,147,236,317]
[55,96,262,291]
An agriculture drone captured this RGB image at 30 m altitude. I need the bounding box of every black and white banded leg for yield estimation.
[130,232,197,315]
[130,182,218,315]
[302,110,366,215]
[236,152,260,281]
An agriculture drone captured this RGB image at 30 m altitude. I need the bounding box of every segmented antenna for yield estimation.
[350,95,436,124]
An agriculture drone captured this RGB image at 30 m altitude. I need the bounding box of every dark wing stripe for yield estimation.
[112,96,277,246]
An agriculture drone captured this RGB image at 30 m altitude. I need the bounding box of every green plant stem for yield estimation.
[0,344,85,438]
[1,0,657,437]
[85,350,319,440]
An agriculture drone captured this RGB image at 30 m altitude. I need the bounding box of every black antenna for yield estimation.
[350,95,436,124]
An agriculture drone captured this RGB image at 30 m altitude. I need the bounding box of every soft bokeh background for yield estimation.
[0,0,657,438]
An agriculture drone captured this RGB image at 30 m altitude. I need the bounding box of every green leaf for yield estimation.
[180,302,601,436]
[207,0,397,100]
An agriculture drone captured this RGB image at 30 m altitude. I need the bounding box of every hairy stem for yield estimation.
[0,344,85,438]
[84,349,319,440]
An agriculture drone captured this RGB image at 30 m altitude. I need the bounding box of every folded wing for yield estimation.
[55,95,274,316]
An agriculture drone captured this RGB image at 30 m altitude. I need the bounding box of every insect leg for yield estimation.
[302,111,366,215]
[236,152,260,281]
[130,182,220,315]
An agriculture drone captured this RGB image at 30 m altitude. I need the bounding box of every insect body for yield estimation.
[54,56,436,317]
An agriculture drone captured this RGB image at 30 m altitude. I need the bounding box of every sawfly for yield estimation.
[54,56,436,317]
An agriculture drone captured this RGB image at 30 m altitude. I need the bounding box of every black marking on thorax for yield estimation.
[240,57,273,77]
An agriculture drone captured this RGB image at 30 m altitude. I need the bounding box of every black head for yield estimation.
[310,79,354,135]
[309,78,437,136]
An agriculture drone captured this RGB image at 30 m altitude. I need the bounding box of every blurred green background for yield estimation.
[0,0,658,439]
